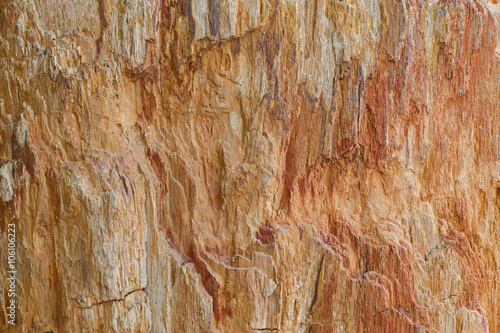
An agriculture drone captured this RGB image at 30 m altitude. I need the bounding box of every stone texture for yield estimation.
[1,0,500,332]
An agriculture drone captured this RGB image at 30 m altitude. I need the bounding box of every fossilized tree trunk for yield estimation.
[2,0,500,332]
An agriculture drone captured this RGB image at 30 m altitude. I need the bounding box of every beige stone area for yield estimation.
[2,0,500,332]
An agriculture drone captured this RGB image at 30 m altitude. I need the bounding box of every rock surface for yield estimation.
[2,0,500,332]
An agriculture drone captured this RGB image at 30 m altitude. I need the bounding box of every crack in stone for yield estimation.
[306,251,326,333]
[372,306,411,318]
[78,288,146,310]
[95,0,108,60]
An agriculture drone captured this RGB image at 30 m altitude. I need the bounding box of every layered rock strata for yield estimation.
[2,0,500,332]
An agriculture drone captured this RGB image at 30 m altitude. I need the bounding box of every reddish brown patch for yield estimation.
[190,249,232,322]
[146,148,167,184]
[314,218,422,331]
[257,30,281,70]
[337,138,355,155]
[11,136,35,181]
[256,225,276,245]
[145,148,170,237]
[160,0,172,29]
[280,123,301,211]
[139,79,157,122]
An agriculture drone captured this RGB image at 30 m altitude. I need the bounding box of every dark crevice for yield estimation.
[306,251,325,333]
[95,0,108,60]
[77,287,146,309]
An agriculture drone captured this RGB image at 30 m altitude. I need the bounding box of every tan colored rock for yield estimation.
[2,0,500,332]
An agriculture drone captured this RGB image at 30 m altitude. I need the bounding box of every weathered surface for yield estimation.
[1,0,500,332]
